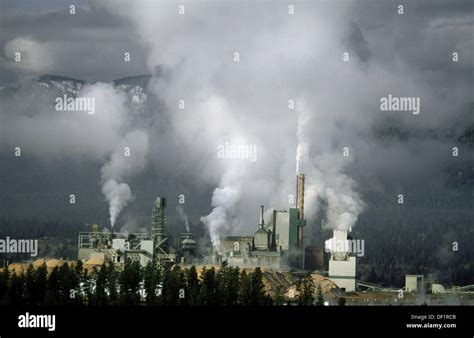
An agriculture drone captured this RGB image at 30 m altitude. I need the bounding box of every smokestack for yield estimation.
[109,226,114,249]
[272,210,277,251]
[296,173,305,249]
[296,174,305,220]
[259,205,264,228]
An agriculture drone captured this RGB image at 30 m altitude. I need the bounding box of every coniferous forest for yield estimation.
[0,261,320,306]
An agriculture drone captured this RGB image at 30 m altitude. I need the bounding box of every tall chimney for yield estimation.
[296,174,305,220]
[272,210,277,251]
[296,173,305,249]
[259,205,264,228]
[109,226,114,249]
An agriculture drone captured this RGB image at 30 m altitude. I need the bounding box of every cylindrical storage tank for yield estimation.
[254,227,270,251]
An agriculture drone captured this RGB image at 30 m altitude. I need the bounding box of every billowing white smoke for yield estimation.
[296,102,311,175]
[200,169,244,249]
[295,103,365,231]
[325,177,365,231]
[97,1,369,237]
[102,180,132,228]
[176,205,190,232]
[101,130,149,228]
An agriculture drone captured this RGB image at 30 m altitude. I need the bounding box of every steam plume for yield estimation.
[176,205,190,232]
[101,129,149,228]
[201,171,243,249]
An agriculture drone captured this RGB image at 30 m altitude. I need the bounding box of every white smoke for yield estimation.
[101,129,149,228]
[304,154,365,231]
[176,205,190,232]
[200,169,244,249]
[102,179,132,228]
[325,175,365,231]
[295,102,365,231]
[95,1,377,237]
[296,101,311,175]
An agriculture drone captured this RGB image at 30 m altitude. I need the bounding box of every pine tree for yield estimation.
[5,272,24,305]
[94,264,108,305]
[273,285,286,306]
[0,268,10,305]
[196,266,207,305]
[24,265,35,305]
[297,274,315,306]
[315,284,324,306]
[106,262,118,305]
[200,267,217,305]
[58,263,75,305]
[118,259,142,305]
[215,266,226,305]
[176,266,188,306]
[161,265,180,305]
[70,261,83,305]
[143,260,159,305]
[34,263,48,306]
[227,267,241,306]
[186,265,200,305]
[82,268,94,305]
[250,267,268,306]
[45,267,60,305]
[239,270,252,306]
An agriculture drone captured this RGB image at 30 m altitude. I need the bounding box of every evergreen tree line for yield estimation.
[0,261,324,306]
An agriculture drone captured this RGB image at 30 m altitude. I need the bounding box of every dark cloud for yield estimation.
[0,2,148,82]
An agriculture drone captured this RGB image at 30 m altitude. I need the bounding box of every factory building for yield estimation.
[254,205,271,251]
[76,174,361,292]
[273,210,289,251]
[178,232,198,265]
[405,275,424,292]
[304,245,326,271]
[150,197,176,264]
[218,174,307,270]
[328,230,357,292]
[78,197,178,268]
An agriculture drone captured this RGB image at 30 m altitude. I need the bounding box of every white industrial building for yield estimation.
[405,275,424,292]
[273,210,290,251]
[327,229,357,292]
